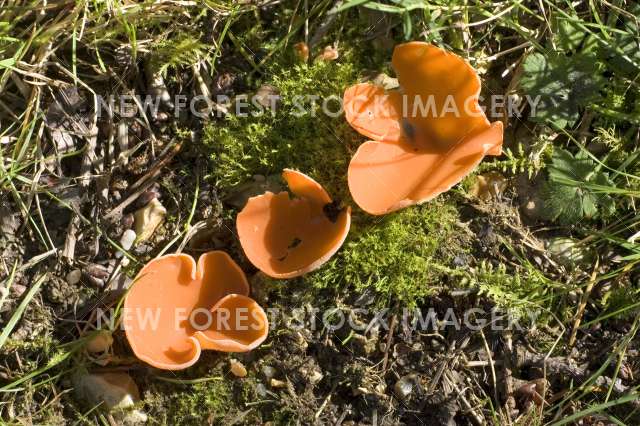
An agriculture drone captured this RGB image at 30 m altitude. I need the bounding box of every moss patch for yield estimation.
[202,57,363,202]
[306,200,463,306]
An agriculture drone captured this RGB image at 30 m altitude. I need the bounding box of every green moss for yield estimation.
[149,378,233,424]
[1,336,55,353]
[202,50,367,202]
[307,200,463,306]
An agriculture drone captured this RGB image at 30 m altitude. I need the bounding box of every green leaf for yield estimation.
[552,14,586,52]
[520,52,604,128]
[334,0,371,13]
[392,0,430,11]
[363,2,405,13]
[540,148,616,224]
[0,275,45,350]
[402,12,412,39]
[547,148,594,182]
[601,6,640,77]
[0,58,15,69]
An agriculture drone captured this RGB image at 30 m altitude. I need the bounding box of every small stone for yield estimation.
[547,237,593,267]
[0,205,20,237]
[394,375,416,399]
[120,229,136,250]
[262,366,276,381]
[308,370,323,385]
[73,372,147,423]
[300,363,323,385]
[134,198,167,242]
[66,269,82,285]
[116,229,137,258]
[11,284,27,297]
[256,383,268,398]
[229,359,247,378]
[86,330,113,353]
[270,378,286,388]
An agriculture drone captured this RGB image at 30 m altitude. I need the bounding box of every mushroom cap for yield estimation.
[123,251,268,370]
[236,169,351,278]
[392,41,491,150]
[343,42,503,215]
[343,83,404,143]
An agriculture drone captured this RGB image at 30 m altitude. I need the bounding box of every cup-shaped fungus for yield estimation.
[344,41,504,215]
[237,169,351,278]
[123,251,268,370]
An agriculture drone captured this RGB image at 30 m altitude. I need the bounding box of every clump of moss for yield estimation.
[307,200,464,306]
[202,52,366,202]
[148,378,233,424]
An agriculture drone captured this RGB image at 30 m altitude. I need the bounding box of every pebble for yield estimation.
[256,383,268,398]
[308,370,323,385]
[72,372,148,423]
[229,359,247,378]
[11,284,27,297]
[270,378,286,388]
[262,365,276,381]
[86,330,113,353]
[547,237,592,267]
[394,375,416,399]
[120,229,136,250]
[116,229,137,258]
[66,269,82,285]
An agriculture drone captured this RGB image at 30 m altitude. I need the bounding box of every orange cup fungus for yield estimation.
[123,251,268,370]
[344,41,504,215]
[237,169,351,279]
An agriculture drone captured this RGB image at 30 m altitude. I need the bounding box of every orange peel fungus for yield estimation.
[237,169,351,279]
[123,251,268,370]
[344,41,504,215]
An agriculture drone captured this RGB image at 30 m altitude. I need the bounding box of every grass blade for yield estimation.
[0,274,46,350]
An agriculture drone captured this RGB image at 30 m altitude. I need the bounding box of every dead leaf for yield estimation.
[316,45,339,62]
[134,198,167,242]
